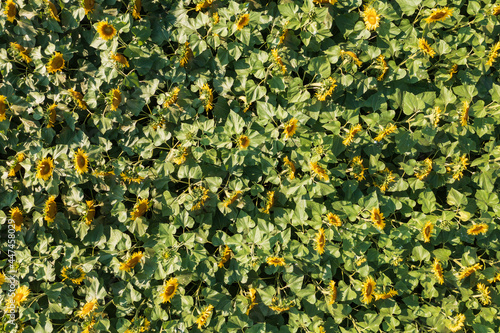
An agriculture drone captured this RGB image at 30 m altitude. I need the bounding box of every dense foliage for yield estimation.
[1,0,500,332]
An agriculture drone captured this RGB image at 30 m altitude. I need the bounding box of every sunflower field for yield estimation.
[1,0,500,332]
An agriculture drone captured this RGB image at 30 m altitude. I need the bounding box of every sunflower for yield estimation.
[374,289,398,301]
[236,13,250,30]
[315,228,326,255]
[47,52,65,73]
[267,256,285,267]
[422,221,433,243]
[199,83,214,112]
[4,0,16,23]
[271,48,287,74]
[414,158,433,180]
[132,0,141,19]
[0,95,6,121]
[10,42,32,63]
[283,156,295,180]
[373,168,396,192]
[179,42,194,67]
[426,109,439,129]
[328,280,337,305]
[448,313,465,333]
[196,305,214,329]
[362,7,380,31]
[431,258,444,284]
[82,0,95,14]
[239,135,250,149]
[36,157,54,181]
[315,77,337,101]
[340,50,362,66]
[467,223,488,235]
[85,200,95,225]
[460,101,469,126]
[44,196,57,223]
[246,288,258,314]
[370,208,385,230]
[279,29,288,45]
[72,148,89,175]
[191,186,209,211]
[160,277,178,303]
[119,251,144,271]
[361,277,376,304]
[283,118,298,139]
[0,272,5,286]
[47,103,57,128]
[78,299,98,318]
[8,152,25,177]
[485,41,500,66]
[110,88,121,111]
[61,266,86,285]
[343,124,363,146]
[418,38,436,58]
[350,156,367,181]
[68,88,88,110]
[10,207,23,231]
[327,212,342,227]
[218,245,232,268]
[451,154,468,180]
[111,52,129,67]
[477,283,491,305]
[449,64,458,79]
[223,191,240,208]
[96,21,117,40]
[374,123,397,142]
[196,0,213,11]
[458,263,482,280]
[47,1,60,22]
[262,190,275,214]
[494,4,500,16]
[10,285,30,307]
[310,161,329,181]
[131,198,149,220]
[425,7,453,24]
[376,55,388,81]
[163,87,180,108]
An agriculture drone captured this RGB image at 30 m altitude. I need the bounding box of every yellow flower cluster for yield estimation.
[457,263,482,280]
[283,156,296,180]
[414,158,433,180]
[315,77,337,101]
[218,246,232,268]
[310,161,329,181]
[374,123,397,142]
[271,48,286,74]
[486,41,500,66]
[196,305,214,329]
[263,190,275,214]
[315,228,326,255]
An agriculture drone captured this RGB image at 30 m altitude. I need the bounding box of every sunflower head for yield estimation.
[10,285,30,306]
[425,7,453,24]
[4,0,17,23]
[179,42,194,67]
[284,118,298,139]
[61,266,86,284]
[109,88,122,111]
[238,135,250,149]
[82,0,95,14]
[96,21,117,40]
[37,157,54,181]
[199,83,214,112]
[327,212,342,227]
[44,196,57,223]
[418,38,436,58]
[10,207,23,231]
[370,208,385,230]
[119,251,144,271]
[267,256,285,267]
[467,223,488,235]
[131,198,149,220]
[74,148,89,174]
[86,200,96,225]
[47,1,60,22]
[10,42,32,63]
[315,228,326,255]
[78,299,98,318]
[111,52,129,68]
[236,13,250,30]
[160,277,179,303]
[362,7,380,31]
[361,277,376,304]
[132,0,141,19]
[422,221,433,243]
[47,52,65,73]
[47,103,57,128]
